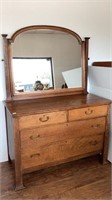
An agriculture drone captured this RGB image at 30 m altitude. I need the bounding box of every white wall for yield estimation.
[0,0,111,162]
[110,0,112,60]
[88,66,112,162]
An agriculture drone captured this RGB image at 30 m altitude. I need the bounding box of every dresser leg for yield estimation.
[102,105,110,165]
[15,184,25,191]
[15,175,25,191]
[99,153,108,165]
[101,154,109,165]
[13,118,26,191]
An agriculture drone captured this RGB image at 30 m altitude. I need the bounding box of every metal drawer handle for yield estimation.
[85,109,93,115]
[30,135,40,140]
[39,115,49,122]
[30,153,40,158]
[89,140,98,146]
[91,124,100,129]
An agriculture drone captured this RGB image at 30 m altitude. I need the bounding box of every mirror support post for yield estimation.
[84,37,90,94]
[2,35,12,100]
[7,39,15,99]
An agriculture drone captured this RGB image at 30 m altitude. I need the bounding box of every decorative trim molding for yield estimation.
[92,61,112,67]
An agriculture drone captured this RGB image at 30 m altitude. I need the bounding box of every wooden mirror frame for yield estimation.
[2,25,90,101]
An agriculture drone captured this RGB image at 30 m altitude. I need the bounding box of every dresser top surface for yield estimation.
[4,93,111,117]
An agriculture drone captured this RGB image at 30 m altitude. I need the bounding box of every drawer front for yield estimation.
[22,135,103,170]
[69,105,107,121]
[21,117,105,170]
[19,111,67,129]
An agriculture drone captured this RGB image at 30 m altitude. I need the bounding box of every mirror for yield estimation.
[12,29,82,93]
[3,25,89,100]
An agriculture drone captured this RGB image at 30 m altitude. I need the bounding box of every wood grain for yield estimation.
[4,94,111,190]
[4,94,111,117]
[92,61,112,67]
[19,111,67,129]
[13,118,25,190]
[69,105,108,121]
[21,117,105,146]
[0,155,111,200]
[21,134,103,170]
[2,35,11,100]
[102,105,110,164]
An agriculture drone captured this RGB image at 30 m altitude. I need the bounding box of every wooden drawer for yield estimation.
[21,135,104,170]
[19,111,67,129]
[68,105,107,121]
[21,117,105,170]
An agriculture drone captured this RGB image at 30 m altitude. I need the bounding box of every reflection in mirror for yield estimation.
[12,29,82,93]
[12,57,54,92]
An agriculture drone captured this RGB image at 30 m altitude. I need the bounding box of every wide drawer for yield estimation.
[21,117,105,170]
[68,105,107,121]
[21,135,103,170]
[19,111,67,129]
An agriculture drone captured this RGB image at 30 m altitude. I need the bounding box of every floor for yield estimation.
[0,155,111,200]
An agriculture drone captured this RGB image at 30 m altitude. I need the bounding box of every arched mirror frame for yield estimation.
[2,25,90,101]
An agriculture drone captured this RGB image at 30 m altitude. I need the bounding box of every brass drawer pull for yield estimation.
[89,140,98,146]
[39,115,49,122]
[91,124,100,128]
[30,153,40,158]
[85,109,93,115]
[30,135,40,140]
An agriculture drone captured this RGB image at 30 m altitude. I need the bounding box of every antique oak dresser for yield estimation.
[2,25,111,190]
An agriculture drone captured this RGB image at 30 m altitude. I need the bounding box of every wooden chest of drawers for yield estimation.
[5,94,111,190]
[21,117,105,170]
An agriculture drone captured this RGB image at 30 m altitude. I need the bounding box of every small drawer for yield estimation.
[68,105,107,121]
[19,111,67,129]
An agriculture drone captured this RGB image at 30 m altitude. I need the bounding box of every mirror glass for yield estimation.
[12,29,82,93]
